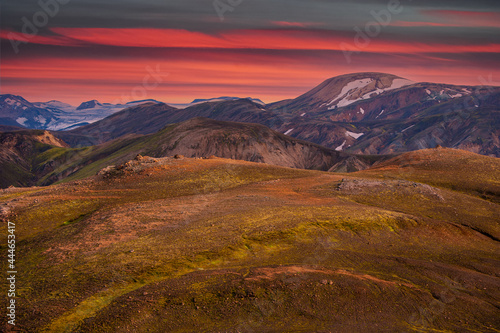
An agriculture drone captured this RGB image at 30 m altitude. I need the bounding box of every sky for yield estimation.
[1,0,500,105]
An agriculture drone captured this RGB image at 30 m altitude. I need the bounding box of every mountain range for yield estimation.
[0,94,164,131]
[1,72,499,188]
[0,95,263,131]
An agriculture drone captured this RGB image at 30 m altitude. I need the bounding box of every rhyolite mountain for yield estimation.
[2,72,499,156]
[65,73,500,157]
[267,73,500,156]
[56,98,276,146]
[266,72,414,113]
[0,118,390,188]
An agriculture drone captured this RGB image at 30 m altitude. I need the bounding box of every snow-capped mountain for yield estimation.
[323,76,413,109]
[0,94,266,130]
[0,95,163,131]
[265,73,499,156]
[76,100,103,110]
[0,94,58,129]
[267,73,415,113]
[34,100,75,112]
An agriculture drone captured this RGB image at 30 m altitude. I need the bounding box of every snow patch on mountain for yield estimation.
[328,78,373,108]
[361,79,413,100]
[335,140,347,151]
[346,131,364,139]
[34,116,47,125]
[328,78,413,110]
[401,124,415,133]
[284,129,294,135]
[16,117,28,126]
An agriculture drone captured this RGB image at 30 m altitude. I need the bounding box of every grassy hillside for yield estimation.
[0,130,78,188]
[357,147,500,203]
[1,150,499,332]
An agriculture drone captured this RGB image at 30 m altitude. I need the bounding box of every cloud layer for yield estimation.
[1,0,499,104]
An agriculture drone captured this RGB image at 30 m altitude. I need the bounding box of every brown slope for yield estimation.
[0,118,385,188]
[0,130,69,187]
[142,117,349,170]
[62,118,384,184]
[57,99,273,148]
[162,98,273,124]
[357,147,500,202]
[58,102,178,146]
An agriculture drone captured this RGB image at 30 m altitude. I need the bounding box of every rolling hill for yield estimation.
[1,148,498,332]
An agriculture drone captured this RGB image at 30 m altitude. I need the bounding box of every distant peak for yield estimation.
[126,99,162,105]
[0,94,27,101]
[190,97,238,103]
[76,100,102,110]
[190,97,265,105]
[330,72,406,81]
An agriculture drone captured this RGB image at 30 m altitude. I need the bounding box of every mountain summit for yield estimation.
[271,73,413,113]
[76,100,103,110]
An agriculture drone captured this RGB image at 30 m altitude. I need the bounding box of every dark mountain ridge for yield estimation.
[0,118,390,188]
[3,72,499,158]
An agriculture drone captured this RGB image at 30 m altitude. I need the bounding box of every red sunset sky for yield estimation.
[1,0,499,105]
